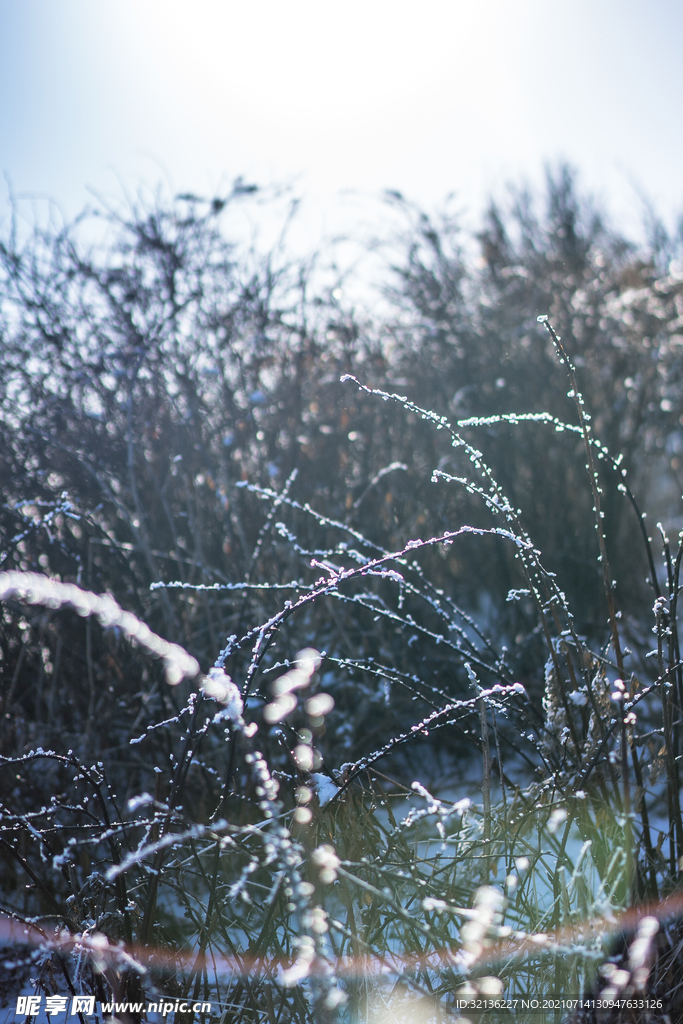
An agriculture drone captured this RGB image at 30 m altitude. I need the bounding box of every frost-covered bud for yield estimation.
[202,668,244,723]
[202,666,232,701]
[653,596,669,626]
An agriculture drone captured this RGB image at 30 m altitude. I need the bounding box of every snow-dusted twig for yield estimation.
[0,571,199,685]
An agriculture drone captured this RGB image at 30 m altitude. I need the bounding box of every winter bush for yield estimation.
[3,306,683,1023]
[4,170,683,1021]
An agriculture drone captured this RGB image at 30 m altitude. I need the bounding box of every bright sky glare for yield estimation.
[1,0,682,246]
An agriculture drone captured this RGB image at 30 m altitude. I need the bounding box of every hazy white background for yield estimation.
[1,0,682,244]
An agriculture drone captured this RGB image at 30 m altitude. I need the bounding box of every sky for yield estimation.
[1,0,682,250]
